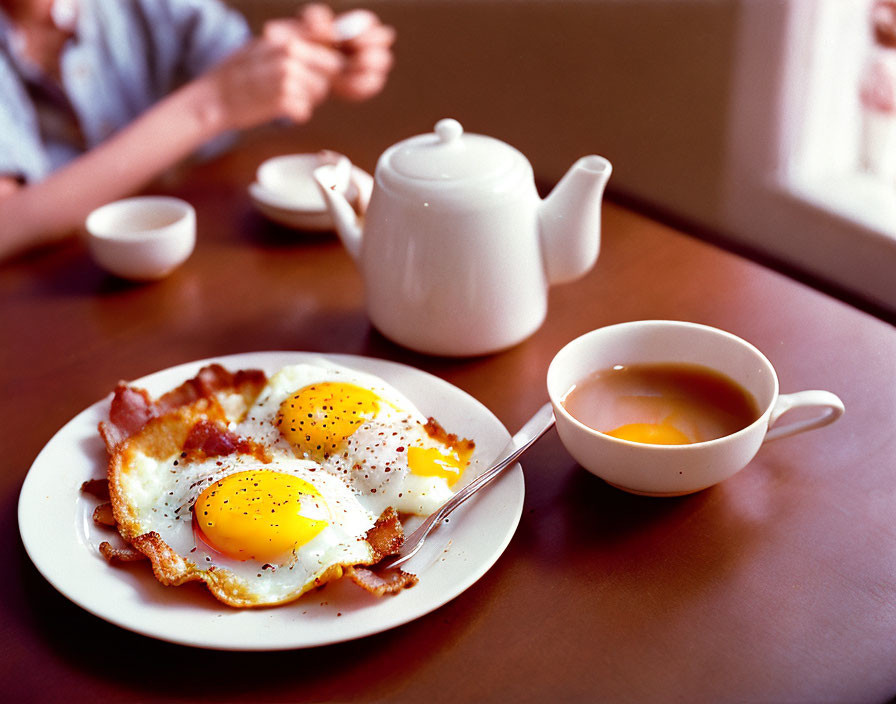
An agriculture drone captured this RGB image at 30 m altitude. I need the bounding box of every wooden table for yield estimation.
[3,128,895,703]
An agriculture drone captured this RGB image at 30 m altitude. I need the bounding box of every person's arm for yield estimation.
[0,5,396,262]
[0,24,343,261]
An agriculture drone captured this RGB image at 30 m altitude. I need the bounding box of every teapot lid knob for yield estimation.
[434,118,463,144]
[380,117,525,188]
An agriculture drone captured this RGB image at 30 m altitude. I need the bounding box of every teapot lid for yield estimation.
[378,119,528,193]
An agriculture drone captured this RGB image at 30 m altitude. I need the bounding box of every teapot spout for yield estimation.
[538,155,612,285]
[313,158,364,261]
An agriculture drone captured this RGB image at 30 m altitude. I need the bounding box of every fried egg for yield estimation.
[237,361,475,517]
[101,360,469,606]
[110,437,379,607]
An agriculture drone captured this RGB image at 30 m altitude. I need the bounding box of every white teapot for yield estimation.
[315,119,612,356]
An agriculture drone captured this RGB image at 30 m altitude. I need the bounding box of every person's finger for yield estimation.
[281,92,314,123]
[263,18,298,44]
[343,45,394,74]
[341,22,396,51]
[333,71,388,101]
[287,36,344,76]
[298,3,336,44]
[289,62,331,105]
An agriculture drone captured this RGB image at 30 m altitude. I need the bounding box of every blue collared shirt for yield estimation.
[0,0,250,183]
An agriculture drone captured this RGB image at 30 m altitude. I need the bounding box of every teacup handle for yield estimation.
[764,390,845,441]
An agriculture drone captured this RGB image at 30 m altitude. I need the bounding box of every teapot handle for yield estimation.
[349,166,373,215]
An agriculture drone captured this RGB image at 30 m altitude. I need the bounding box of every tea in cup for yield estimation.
[546,320,845,496]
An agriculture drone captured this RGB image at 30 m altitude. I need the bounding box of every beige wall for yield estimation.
[224,1,895,314]
[228,0,738,223]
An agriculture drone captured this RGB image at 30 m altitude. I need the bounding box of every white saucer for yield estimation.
[249,154,372,232]
[249,182,337,231]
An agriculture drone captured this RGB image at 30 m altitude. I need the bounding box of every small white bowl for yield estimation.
[85,196,195,281]
[249,153,371,231]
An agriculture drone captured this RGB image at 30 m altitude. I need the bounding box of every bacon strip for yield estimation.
[183,419,242,457]
[80,478,110,499]
[346,565,418,596]
[98,384,156,452]
[156,366,266,413]
[98,364,266,454]
[365,507,405,559]
[344,508,419,595]
[92,503,116,527]
[99,541,147,562]
[423,417,475,456]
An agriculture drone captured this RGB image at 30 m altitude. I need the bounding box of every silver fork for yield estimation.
[378,402,556,571]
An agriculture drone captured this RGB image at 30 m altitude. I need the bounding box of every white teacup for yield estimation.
[547,320,845,496]
[85,196,195,281]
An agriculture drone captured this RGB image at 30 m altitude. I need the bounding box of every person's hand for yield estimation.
[298,4,396,102]
[197,18,345,131]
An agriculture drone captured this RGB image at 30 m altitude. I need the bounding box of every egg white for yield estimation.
[236,361,470,517]
[119,448,378,604]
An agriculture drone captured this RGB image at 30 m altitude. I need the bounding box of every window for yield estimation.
[723,0,896,313]
[785,0,896,236]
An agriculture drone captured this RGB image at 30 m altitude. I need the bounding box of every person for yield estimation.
[0,0,395,261]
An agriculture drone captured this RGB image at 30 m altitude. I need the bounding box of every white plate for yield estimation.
[18,352,524,651]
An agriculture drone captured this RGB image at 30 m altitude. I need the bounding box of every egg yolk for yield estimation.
[278,382,380,459]
[194,470,329,563]
[605,422,692,445]
[407,445,473,487]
